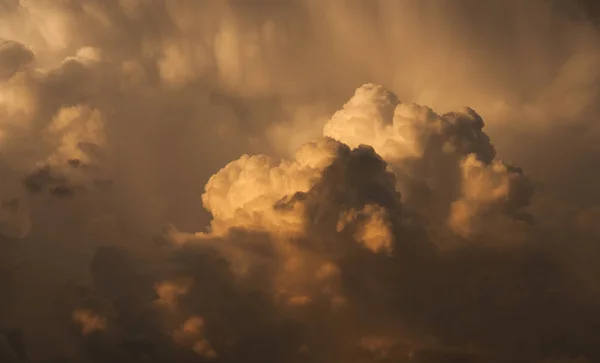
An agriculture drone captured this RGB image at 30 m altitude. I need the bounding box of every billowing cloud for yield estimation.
[1,1,600,363]
[323,84,534,238]
[201,137,343,235]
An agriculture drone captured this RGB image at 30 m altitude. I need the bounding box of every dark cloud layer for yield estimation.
[1,1,600,363]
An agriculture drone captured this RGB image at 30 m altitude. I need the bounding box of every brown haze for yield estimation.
[1,1,600,362]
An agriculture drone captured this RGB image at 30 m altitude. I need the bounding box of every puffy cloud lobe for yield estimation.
[201,137,343,234]
[324,84,495,165]
[450,154,535,237]
[337,204,393,254]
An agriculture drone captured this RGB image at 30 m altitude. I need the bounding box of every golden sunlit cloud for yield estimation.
[0,1,600,362]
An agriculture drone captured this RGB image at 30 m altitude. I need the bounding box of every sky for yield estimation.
[1,1,600,362]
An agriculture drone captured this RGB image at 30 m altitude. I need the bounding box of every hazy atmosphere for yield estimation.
[1,1,600,362]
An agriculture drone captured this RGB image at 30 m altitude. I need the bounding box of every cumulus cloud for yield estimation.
[201,137,342,235]
[76,79,600,361]
[1,1,600,363]
[323,84,533,238]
